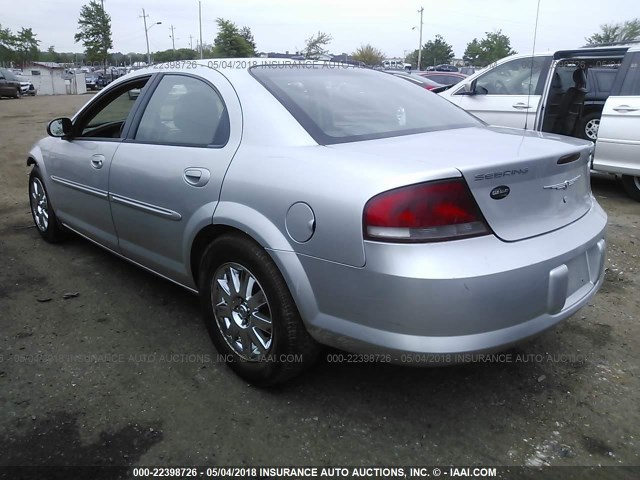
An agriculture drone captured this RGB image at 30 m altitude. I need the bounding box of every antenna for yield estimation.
[524,0,542,131]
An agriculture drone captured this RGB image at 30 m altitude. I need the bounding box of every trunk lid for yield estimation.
[329,126,593,242]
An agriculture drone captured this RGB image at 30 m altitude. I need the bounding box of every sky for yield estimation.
[3,0,639,60]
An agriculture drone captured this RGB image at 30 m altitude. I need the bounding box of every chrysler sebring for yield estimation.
[26,60,607,385]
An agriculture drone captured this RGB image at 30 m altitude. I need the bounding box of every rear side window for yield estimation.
[620,54,640,96]
[251,65,479,145]
[135,75,229,146]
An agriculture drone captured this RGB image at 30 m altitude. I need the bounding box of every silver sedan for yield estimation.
[27,59,607,385]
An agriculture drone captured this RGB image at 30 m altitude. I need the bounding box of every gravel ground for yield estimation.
[0,94,638,470]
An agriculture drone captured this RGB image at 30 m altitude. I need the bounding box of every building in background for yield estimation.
[22,62,86,95]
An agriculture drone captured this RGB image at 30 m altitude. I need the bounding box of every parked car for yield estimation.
[418,71,468,86]
[85,73,107,90]
[439,44,640,200]
[387,71,444,90]
[583,69,618,140]
[435,64,459,72]
[16,75,37,96]
[27,60,607,385]
[0,67,23,98]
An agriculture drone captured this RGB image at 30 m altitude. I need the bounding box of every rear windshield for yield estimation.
[251,65,479,144]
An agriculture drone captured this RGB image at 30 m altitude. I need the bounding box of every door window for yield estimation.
[474,57,546,95]
[620,53,640,96]
[77,78,150,138]
[134,75,229,147]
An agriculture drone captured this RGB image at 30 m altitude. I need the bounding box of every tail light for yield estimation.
[363,179,490,242]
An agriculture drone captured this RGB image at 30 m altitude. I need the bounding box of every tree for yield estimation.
[585,18,640,45]
[0,24,17,64]
[463,30,516,67]
[303,31,332,59]
[352,44,385,66]
[407,34,454,69]
[153,48,198,62]
[14,28,40,66]
[462,38,483,65]
[74,0,113,68]
[240,26,256,53]
[479,31,516,64]
[213,18,255,57]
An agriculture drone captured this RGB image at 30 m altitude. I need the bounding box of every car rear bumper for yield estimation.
[282,199,607,361]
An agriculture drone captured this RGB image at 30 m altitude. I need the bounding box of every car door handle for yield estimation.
[512,103,531,109]
[183,168,210,187]
[612,105,639,112]
[91,154,105,169]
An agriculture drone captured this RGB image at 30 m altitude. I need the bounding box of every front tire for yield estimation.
[198,233,320,386]
[14,87,21,99]
[621,175,640,202]
[29,168,66,242]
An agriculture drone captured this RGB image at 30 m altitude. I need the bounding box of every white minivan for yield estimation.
[440,44,640,201]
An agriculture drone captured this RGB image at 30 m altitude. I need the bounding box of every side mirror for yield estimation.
[47,118,73,138]
[458,80,488,96]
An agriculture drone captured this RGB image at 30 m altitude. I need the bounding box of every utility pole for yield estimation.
[417,6,424,71]
[170,25,176,51]
[189,34,193,50]
[101,0,107,73]
[141,8,162,66]
[199,1,203,59]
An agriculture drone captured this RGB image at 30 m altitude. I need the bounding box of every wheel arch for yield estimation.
[189,205,320,330]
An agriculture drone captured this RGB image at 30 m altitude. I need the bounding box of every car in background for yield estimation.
[418,71,467,86]
[0,67,24,98]
[27,60,607,385]
[434,64,459,72]
[565,68,618,141]
[388,71,443,90]
[439,44,640,201]
[16,75,37,96]
[85,73,107,91]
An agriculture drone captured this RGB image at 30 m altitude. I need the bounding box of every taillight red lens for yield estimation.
[364,179,490,242]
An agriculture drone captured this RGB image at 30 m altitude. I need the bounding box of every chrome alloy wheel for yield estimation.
[212,262,273,361]
[30,177,49,232]
[584,118,600,141]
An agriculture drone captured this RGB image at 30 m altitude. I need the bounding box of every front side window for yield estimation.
[475,57,546,95]
[620,53,640,96]
[78,77,149,138]
[135,75,229,146]
[252,66,479,145]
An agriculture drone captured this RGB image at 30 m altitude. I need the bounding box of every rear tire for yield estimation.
[621,175,640,202]
[198,233,320,386]
[29,167,66,242]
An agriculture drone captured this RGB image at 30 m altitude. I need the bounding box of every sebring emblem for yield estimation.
[543,175,581,190]
[490,185,510,200]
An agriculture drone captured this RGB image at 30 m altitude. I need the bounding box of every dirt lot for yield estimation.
[0,94,638,470]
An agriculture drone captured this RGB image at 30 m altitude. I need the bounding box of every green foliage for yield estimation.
[352,44,385,65]
[212,18,255,58]
[0,25,41,65]
[585,18,640,45]
[304,31,332,59]
[153,48,198,62]
[463,30,516,66]
[407,34,454,69]
[74,0,113,63]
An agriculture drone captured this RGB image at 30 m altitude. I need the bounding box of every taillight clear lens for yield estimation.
[364,179,490,242]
